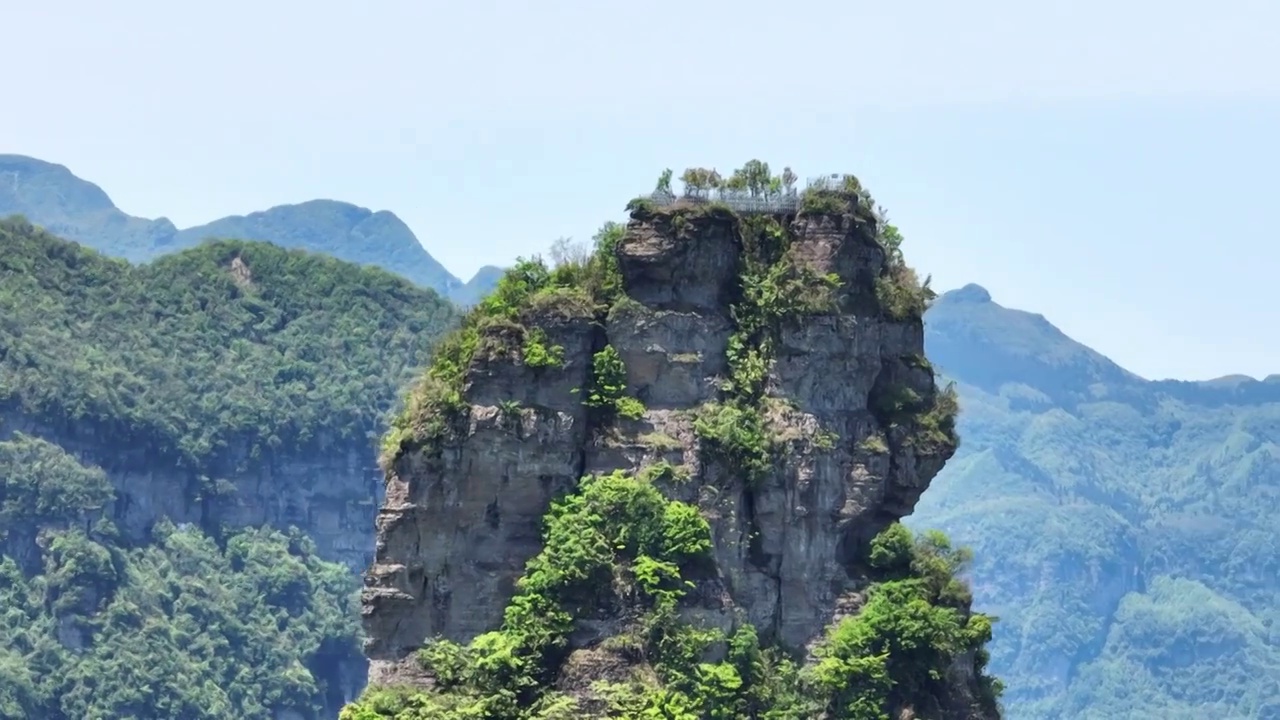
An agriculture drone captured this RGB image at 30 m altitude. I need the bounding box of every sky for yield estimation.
[2,0,1278,382]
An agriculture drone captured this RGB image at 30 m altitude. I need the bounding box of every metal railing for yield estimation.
[646,189,801,214]
[641,173,865,215]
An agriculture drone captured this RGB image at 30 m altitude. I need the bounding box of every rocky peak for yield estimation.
[356,170,1001,719]
[0,154,117,214]
[926,284,1142,405]
[0,154,179,261]
[947,283,993,303]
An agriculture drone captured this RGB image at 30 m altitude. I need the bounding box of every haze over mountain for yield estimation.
[912,284,1280,719]
[0,154,498,303]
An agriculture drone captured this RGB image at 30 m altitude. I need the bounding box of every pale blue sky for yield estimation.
[3,0,1277,381]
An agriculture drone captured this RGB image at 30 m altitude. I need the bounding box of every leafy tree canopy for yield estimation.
[0,215,459,472]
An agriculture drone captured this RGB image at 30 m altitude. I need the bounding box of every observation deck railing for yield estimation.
[643,174,858,215]
[646,190,801,214]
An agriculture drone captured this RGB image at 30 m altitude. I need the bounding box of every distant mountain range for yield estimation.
[913,284,1280,719]
[0,154,502,303]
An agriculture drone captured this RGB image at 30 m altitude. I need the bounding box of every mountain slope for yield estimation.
[0,154,486,301]
[174,200,460,296]
[911,285,1280,720]
[0,154,178,261]
[449,264,506,307]
[0,217,461,719]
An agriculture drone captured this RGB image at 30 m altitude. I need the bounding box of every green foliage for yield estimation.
[0,433,113,533]
[522,328,565,369]
[869,375,958,459]
[796,174,875,217]
[912,289,1280,717]
[0,509,361,719]
[661,161,794,206]
[874,225,935,321]
[386,223,631,463]
[799,190,847,215]
[342,470,713,719]
[343,517,996,720]
[0,217,458,473]
[810,524,1001,719]
[692,212,841,487]
[692,403,773,486]
[916,382,960,452]
[639,459,691,485]
[770,176,933,321]
[584,346,646,420]
[0,222,430,718]
[912,363,1280,717]
[655,169,674,195]
[625,196,657,215]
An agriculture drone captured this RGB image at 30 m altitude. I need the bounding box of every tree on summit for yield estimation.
[655,168,673,196]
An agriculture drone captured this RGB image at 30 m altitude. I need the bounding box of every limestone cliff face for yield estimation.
[0,410,377,715]
[0,409,383,573]
[362,193,996,718]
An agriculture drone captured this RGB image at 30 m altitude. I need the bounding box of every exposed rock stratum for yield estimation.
[355,177,1002,719]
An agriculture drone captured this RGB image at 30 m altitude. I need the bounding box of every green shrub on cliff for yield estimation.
[693,211,850,486]
[383,222,638,464]
[875,224,936,321]
[342,470,714,719]
[584,346,646,420]
[340,514,998,719]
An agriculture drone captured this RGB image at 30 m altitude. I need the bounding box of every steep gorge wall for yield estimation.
[359,185,998,718]
[0,223,465,719]
[0,409,383,573]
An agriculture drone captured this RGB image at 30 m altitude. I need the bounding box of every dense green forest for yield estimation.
[912,285,1280,719]
[0,434,362,719]
[0,216,460,719]
[0,215,458,473]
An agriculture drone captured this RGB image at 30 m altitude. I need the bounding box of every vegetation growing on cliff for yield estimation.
[382,221,638,464]
[342,502,998,719]
[0,216,458,473]
[692,210,844,483]
[584,346,646,420]
[630,162,934,325]
[369,162,988,718]
[0,221,465,718]
[384,160,939,473]
[0,434,362,720]
[345,469,713,718]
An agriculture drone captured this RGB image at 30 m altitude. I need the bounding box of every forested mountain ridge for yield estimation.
[0,153,498,302]
[0,217,460,719]
[912,284,1280,719]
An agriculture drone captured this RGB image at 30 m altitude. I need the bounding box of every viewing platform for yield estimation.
[643,174,852,215]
